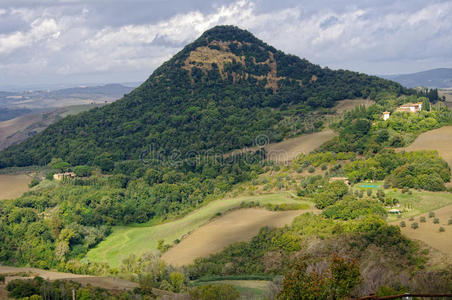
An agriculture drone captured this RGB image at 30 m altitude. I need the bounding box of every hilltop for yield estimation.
[0,25,404,168]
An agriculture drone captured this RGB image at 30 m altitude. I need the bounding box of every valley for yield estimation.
[0,25,451,299]
[162,208,316,267]
[0,104,102,150]
[86,192,314,267]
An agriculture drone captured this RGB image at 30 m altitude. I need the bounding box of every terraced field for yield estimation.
[86,193,313,267]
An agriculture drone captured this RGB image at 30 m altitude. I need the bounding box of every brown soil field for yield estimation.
[0,265,138,291]
[265,129,337,163]
[226,129,337,163]
[404,126,452,168]
[162,208,318,267]
[395,205,452,258]
[0,113,44,150]
[333,99,374,114]
[0,174,31,200]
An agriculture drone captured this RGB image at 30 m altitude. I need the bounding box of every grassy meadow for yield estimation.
[195,280,272,299]
[86,192,313,267]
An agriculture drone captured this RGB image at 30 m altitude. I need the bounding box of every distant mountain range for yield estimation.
[382,68,452,88]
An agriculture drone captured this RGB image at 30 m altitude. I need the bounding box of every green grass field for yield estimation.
[86,192,312,267]
[350,182,452,222]
[195,280,271,299]
[386,189,452,221]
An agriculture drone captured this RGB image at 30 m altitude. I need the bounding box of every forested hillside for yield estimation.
[0,25,405,168]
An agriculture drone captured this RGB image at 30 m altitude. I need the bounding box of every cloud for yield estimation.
[0,0,451,87]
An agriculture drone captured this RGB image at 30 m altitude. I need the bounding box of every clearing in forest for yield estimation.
[86,193,313,267]
[162,208,316,267]
[265,129,336,163]
[0,174,31,200]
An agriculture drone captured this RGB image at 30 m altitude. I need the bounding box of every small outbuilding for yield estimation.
[53,172,76,181]
[382,111,390,120]
[329,177,350,185]
[396,102,422,113]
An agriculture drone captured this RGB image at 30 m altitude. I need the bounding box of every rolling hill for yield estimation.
[383,68,452,88]
[0,25,405,168]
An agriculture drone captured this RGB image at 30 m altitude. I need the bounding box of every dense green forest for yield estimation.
[0,26,406,168]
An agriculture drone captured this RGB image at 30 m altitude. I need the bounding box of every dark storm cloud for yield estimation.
[0,0,451,87]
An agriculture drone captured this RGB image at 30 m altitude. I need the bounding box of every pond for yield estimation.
[359,183,381,188]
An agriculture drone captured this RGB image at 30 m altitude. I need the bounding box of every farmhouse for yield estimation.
[329,177,350,185]
[396,102,423,113]
[53,172,76,181]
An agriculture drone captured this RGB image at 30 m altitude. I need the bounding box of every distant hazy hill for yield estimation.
[0,25,405,168]
[49,83,134,97]
[382,68,452,88]
[0,84,134,117]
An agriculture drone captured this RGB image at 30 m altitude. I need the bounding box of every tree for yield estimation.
[52,161,71,172]
[169,271,185,292]
[189,284,240,300]
[420,97,431,111]
[279,255,361,300]
[73,165,93,177]
[329,255,361,299]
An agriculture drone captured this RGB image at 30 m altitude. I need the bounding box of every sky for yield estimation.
[0,0,451,89]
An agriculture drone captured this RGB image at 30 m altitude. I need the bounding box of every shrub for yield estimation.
[400,221,406,228]
[308,166,315,173]
[448,218,452,225]
[429,211,435,218]
[439,227,445,232]
[366,189,372,196]
[189,284,240,300]
[409,216,414,221]
[411,222,419,229]
[433,218,440,224]
[29,178,41,188]
[420,217,426,223]
[321,164,328,171]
